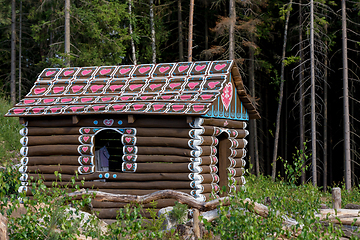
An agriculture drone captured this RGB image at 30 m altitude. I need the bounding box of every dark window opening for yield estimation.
[216,132,231,196]
[94,129,123,173]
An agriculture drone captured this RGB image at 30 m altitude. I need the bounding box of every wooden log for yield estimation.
[332,187,341,209]
[0,213,7,240]
[193,209,201,239]
[132,162,214,173]
[23,127,81,136]
[133,136,215,148]
[91,199,176,209]
[23,144,93,156]
[26,115,190,128]
[229,168,244,177]
[21,135,86,146]
[135,128,193,138]
[65,190,268,215]
[28,172,206,182]
[226,129,249,139]
[26,187,193,196]
[136,146,215,157]
[232,158,246,168]
[26,165,81,174]
[201,118,246,129]
[25,156,82,166]
[130,155,192,163]
[42,180,194,190]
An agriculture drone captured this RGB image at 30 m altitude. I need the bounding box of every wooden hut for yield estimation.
[5,60,260,219]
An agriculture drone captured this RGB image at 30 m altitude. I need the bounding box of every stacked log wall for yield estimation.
[17,115,247,219]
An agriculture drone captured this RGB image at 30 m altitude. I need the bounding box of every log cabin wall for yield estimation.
[17,115,247,219]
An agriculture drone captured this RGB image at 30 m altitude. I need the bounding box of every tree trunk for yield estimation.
[310,0,317,186]
[249,37,259,176]
[204,1,208,52]
[11,0,16,105]
[188,0,194,62]
[178,0,184,61]
[18,0,22,101]
[65,0,70,67]
[323,23,328,191]
[229,0,235,60]
[150,0,156,64]
[129,0,137,65]
[341,0,351,190]
[271,0,292,181]
[299,0,306,184]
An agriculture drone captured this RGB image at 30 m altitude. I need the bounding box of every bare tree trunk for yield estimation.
[188,0,194,62]
[341,0,351,190]
[323,23,328,191]
[204,0,208,52]
[129,0,137,65]
[150,0,156,64]
[310,0,317,186]
[11,0,16,105]
[271,0,292,181]
[178,0,184,61]
[229,0,235,60]
[18,0,22,101]
[299,0,306,184]
[249,38,259,176]
[65,0,70,67]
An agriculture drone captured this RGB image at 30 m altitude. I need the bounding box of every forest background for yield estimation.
[0,0,359,190]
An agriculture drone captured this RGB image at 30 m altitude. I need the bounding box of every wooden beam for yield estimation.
[26,127,81,136]
[72,115,79,124]
[186,116,193,123]
[128,114,135,123]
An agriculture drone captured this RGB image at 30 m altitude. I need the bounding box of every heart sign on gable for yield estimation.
[221,82,233,111]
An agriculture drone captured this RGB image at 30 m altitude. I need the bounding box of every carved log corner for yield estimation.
[72,115,79,125]
[128,114,135,124]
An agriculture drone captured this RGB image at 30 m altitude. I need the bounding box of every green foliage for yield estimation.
[283,56,300,66]
[169,201,188,225]
[279,143,310,185]
[0,97,22,165]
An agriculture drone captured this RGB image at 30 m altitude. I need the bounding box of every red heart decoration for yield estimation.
[50,107,61,113]
[208,81,220,89]
[83,167,89,172]
[100,69,111,75]
[24,99,36,104]
[81,70,92,75]
[90,85,104,93]
[71,85,83,93]
[129,84,143,91]
[121,96,131,101]
[43,98,55,103]
[82,147,88,152]
[64,70,74,76]
[180,95,191,100]
[187,82,198,90]
[103,119,114,126]
[127,155,132,160]
[193,105,205,112]
[221,82,233,110]
[172,105,184,112]
[34,88,46,94]
[125,137,132,143]
[14,108,25,114]
[32,107,44,114]
[153,104,164,111]
[61,98,72,103]
[178,65,188,72]
[149,84,162,91]
[101,97,111,102]
[200,94,212,100]
[159,66,170,73]
[84,129,90,133]
[92,105,105,112]
[133,104,144,110]
[126,164,132,169]
[126,129,132,134]
[139,67,151,74]
[127,147,133,152]
[120,68,131,74]
[169,83,181,89]
[81,98,92,103]
[83,137,89,142]
[113,105,125,111]
[215,63,226,71]
[109,85,123,92]
[83,157,89,163]
[70,106,82,112]
[45,71,56,76]
[195,65,206,71]
[161,95,171,100]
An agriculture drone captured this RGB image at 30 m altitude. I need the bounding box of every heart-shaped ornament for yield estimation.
[139,67,151,74]
[64,70,74,76]
[221,82,233,110]
[120,68,131,74]
[103,119,114,126]
[153,104,164,111]
[214,63,226,71]
[100,69,111,75]
[178,65,188,72]
[159,66,170,73]
[110,85,123,92]
[34,88,46,95]
[45,71,56,76]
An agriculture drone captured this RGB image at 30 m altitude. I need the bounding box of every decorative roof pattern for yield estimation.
[6,60,259,119]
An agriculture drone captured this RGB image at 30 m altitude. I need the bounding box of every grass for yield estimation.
[0,97,22,166]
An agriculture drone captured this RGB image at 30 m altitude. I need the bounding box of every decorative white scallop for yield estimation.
[20,137,28,146]
[20,128,28,136]
[20,147,28,156]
